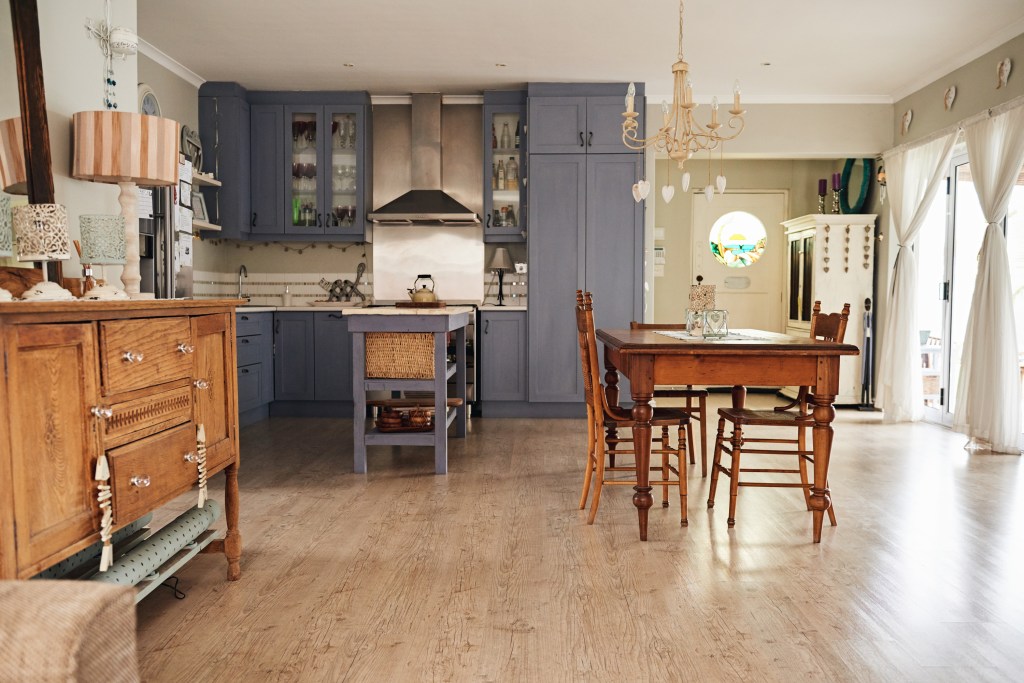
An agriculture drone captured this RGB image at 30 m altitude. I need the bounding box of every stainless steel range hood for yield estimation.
[368,93,480,225]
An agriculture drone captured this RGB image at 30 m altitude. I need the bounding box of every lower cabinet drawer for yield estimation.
[238,363,263,412]
[109,423,199,524]
[236,334,263,367]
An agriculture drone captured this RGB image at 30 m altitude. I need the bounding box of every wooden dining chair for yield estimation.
[624,322,709,478]
[707,301,850,528]
[575,291,691,526]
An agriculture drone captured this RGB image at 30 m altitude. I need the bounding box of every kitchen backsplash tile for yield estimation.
[194,270,373,306]
[193,268,526,307]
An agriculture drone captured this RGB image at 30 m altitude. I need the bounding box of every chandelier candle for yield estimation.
[818,178,827,213]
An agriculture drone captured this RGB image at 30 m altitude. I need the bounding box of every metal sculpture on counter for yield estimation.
[319,261,366,302]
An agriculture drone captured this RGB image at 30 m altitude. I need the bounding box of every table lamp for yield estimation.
[12,203,74,300]
[71,111,178,298]
[0,117,27,195]
[490,247,513,306]
[79,214,129,300]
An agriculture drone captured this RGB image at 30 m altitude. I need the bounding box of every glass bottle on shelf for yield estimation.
[506,204,517,226]
[500,122,511,149]
[514,121,520,148]
[492,124,497,149]
[506,157,518,190]
[492,163,498,190]
[499,206,508,227]
[497,159,505,189]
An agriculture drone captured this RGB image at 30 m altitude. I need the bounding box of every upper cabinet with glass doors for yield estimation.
[199,86,372,242]
[281,99,370,239]
[483,91,527,243]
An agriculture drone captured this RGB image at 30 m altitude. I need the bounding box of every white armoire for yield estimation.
[783,213,877,405]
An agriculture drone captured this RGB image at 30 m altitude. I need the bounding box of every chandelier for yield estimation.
[622,0,746,201]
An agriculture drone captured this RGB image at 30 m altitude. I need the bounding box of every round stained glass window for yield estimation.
[709,211,767,268]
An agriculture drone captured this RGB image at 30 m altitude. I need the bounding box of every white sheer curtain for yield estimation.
[954,107,1024,453]
[878,134,958,423]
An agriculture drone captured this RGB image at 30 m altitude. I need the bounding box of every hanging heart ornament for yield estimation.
[661,185,675,202]
[630,179,650,203]
[680,171,691,192]
[704,184,714,202]
[716,174,727,194]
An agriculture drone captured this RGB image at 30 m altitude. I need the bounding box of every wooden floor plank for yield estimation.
[136,395,1024,681]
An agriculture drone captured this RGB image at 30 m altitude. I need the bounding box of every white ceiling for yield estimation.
[138,0,1024,103]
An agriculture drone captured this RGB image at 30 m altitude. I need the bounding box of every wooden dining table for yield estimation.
[596,327,859,543]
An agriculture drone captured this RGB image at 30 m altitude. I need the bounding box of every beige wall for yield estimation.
[652,157,841,322]
[14,0,137,280]
[894,33,1024,146]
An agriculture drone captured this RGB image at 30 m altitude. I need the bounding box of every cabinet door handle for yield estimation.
[486,213,491,228]
[90,406,113,419]
[122,351,144,363]
[587,131,593,147]
[194,379,210,390]
[240,368,249,374]
[579,131,585,147]
[317,212,323,227]
[484,320,489,334]
[177,342,195,354]
[328,313,343,319]
[130,475,151,488]
[251,212,257,227]
[239,338,250,344]
[183,452,198,463]
[275,319,281,333]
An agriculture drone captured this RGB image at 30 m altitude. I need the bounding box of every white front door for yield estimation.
[691,192,787,333]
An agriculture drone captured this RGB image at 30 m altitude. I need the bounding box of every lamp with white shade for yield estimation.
[489,247,513,306]
[71,110,178,298]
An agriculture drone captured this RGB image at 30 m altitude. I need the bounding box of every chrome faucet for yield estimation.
[238,265,249,301]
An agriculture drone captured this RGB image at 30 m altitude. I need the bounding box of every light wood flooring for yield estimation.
[137,395,1024,682]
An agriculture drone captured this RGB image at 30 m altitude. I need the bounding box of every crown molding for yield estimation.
[137,38,205,89]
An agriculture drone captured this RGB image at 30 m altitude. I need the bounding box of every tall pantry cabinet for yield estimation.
[527,84,645,404]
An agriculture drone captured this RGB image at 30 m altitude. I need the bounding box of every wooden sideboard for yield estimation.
[0,299,242,581]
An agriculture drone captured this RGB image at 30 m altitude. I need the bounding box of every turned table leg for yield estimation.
[224,462,242,580]
[810,392,836,543]
[629,355,655,541]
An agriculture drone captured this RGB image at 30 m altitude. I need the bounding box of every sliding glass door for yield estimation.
[917,153,1023,437]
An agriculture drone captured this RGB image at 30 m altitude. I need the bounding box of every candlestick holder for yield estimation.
[831,188,841,214]
[817,193,826,213]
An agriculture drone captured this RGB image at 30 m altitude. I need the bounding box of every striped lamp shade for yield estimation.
[0,117,27,195]
[71,111,179,185]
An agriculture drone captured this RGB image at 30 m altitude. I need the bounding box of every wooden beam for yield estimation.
[10,0,54,205]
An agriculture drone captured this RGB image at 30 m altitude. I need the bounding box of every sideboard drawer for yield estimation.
[100,317,193,394]
[103,383,192,447]
[109,423,199,524]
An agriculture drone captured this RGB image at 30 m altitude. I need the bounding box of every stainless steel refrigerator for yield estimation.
[139,185,193,299]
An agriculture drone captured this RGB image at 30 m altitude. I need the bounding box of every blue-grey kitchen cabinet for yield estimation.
[198,82,251,239]
[249,104,285,235]
[528,93,644,155]
[274,312,316,401]
[479,311,527,401]
[528,153,643,403]
[313,312,353,401]
[483,91,527,243]
[236,311,274,419]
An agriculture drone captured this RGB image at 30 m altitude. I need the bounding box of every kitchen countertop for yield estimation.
[478,305,527,311]
[236,304,527,313]
[344,305,475,316]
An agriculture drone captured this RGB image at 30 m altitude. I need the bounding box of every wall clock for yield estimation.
[138,83,160,117]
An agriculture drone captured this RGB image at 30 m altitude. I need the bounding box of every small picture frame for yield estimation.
[192,192,208,222]
[178,180,192,208]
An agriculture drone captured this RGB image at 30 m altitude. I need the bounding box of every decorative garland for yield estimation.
[196,424,208,508]
[839,158,873,214]
[94,455,114,571]
[201,239,367,257]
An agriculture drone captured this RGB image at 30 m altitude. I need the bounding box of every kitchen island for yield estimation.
[345,306,472,474]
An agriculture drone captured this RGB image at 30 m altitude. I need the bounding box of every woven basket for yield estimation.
[365,332,435,379]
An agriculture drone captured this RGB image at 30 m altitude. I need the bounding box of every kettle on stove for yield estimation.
[407,274,438,303]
